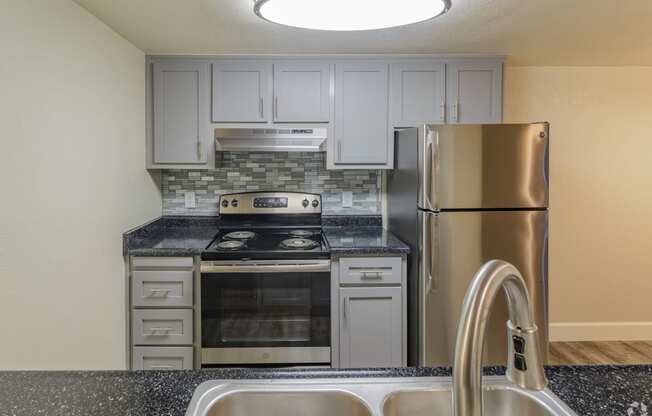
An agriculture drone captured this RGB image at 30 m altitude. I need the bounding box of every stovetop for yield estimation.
[200,191,330,260]
[202,227,329,260]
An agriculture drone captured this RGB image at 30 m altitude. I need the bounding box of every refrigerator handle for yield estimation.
[421,127,437,211]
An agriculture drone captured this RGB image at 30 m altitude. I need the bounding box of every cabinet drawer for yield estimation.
[132,270,193,307]
[339,257,402,285]
[132,346,193,370]
[132,309,193,346]
[132,257,193,269]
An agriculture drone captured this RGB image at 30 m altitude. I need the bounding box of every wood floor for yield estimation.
[549,341,652,365]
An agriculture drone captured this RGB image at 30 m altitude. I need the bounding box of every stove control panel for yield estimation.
[219,192,322,215]
[253,197,288,208]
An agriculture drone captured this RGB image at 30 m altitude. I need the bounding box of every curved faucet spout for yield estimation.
[453,260,547,416]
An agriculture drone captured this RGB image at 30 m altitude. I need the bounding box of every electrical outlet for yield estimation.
[184,191,196,209]
[342,191,353,208]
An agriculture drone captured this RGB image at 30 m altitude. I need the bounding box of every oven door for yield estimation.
[200,260,331,365]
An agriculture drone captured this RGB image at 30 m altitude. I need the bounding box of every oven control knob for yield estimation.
[312,199,319,208]
[221,199,229,208]
[231,199,239,208]
[302,198,310,208]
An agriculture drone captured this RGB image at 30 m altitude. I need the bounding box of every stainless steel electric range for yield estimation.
[200,192,331,367]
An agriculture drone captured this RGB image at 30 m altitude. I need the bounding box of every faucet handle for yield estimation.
[506,320,548,390]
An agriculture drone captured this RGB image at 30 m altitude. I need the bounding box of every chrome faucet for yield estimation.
[453,260,548,416]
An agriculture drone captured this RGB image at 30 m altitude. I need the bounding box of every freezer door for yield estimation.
[424,123,549,210]
[419,210,548,366]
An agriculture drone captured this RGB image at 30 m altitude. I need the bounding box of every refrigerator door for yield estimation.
[423,123,549,210]
[419,210,548,366]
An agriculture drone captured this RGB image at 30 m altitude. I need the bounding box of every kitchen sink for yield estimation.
[185,377,577,416]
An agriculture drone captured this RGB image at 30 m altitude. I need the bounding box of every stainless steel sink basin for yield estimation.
[185,377,577,416]
[384,380,570,416]
[204,391,371,416]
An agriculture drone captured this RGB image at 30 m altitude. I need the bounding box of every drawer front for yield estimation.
[339,257,402,285]
[132,346,193,370]
[132,257,193,269]
[132,309,193,346]
[132,270,193,307]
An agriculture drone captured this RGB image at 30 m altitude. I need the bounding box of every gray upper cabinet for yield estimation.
[391,61,446,126]
[446,60,503,123]
[273,62,330,122]
[339,286,403,368]
[212,61,272,122]
[152,61,209,164]
[334,62,390,166]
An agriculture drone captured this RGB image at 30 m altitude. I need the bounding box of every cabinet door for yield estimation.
[391,61,446,126]
[273,62,330,122]
[153,61,209,164]
[339,286,402,368]
[447,60,502,123]
[334,63,389,165]
[212,61,271,122]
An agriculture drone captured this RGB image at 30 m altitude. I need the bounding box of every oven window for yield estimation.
[201,272,330,348]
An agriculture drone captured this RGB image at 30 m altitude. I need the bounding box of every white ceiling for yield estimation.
[74,0,652,66]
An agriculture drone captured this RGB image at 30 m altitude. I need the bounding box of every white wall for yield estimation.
[0,0,161,369]
[503,66,652,341]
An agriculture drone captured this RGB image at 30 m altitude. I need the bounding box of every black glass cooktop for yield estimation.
[202,227,330,260]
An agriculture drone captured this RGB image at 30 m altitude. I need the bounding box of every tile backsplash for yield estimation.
[161,152,381,216]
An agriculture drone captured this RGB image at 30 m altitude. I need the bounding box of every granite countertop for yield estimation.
[2,366,651,415]
[324,226,410,256]
[123,216,219,257]
[123,215,410,257]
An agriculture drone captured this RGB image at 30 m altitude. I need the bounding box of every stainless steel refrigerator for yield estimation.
[388,123,549,366]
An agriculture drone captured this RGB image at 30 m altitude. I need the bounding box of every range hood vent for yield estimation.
[215,128,327,152]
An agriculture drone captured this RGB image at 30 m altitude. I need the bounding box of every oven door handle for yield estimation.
[201,261,330,274]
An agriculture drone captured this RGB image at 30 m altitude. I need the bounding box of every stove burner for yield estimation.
[216,240,245,250]
[280,238,319,250]
[289,230,315,238]
[224,231,256,240]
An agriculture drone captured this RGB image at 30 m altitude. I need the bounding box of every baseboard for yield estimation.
[550,322,652,342]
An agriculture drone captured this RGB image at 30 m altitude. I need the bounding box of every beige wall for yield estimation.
[0,0,161,369]
[503,67,652,338]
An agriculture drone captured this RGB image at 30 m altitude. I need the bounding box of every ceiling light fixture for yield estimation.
[253,0,451,31]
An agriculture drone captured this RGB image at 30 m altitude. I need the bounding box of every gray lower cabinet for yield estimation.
[339,286,403,368]
[132,346,194,370]
[334,62,390,167]
[333,256,406,368]
[446,60,503,123]
[128,256,196,370]
[273,62,331,122]
[212,61,272,122]
[152,61,210,165]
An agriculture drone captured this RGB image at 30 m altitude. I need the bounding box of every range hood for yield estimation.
[215,128,327,152]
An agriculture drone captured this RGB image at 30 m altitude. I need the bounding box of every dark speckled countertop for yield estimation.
[123,216,220,257]
[1,366,651,415]
[123,215,410,257]
[324,227,410,257]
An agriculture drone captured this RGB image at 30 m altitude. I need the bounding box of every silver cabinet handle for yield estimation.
[453,101,459,122]
[337,141,342,162]
[259,97,264,119]
[440,101,446,121]
[147,288,171,298]
[196,141,202,160]
[146,327,173,336]
[149,365,174,369]
[343,297,348,320]
[360,271,383,280]
[274,96,279,119]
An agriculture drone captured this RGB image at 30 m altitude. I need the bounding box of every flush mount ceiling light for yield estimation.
[253,0,451,31]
